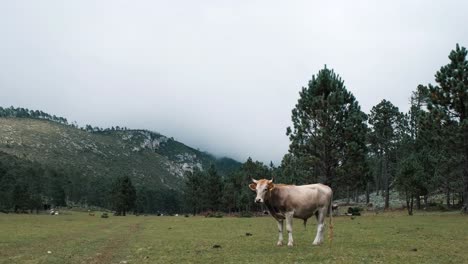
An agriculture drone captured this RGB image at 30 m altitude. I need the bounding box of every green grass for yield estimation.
[1,212,467,264]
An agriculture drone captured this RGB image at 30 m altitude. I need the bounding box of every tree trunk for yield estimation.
[405,189,412,215]
[424,195,428,209]
[366,182,370,205]
[446,186,451,207]
[383,155,390,209]
[415,195,421,210]
[409,194,414,216]
[463,123,468,213]
[463,181,468,213]
[346,186,350,204]
[375,154,383,195]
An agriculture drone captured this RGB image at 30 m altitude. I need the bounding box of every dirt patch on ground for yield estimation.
[85,223,141,264]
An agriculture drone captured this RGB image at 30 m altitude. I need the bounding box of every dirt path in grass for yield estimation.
[86,222,142,264]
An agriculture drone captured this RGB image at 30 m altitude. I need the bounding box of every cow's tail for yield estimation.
[328,190,334,246]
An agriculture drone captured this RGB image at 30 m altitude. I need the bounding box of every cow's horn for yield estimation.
[269,177,274,183]
[251,178,258,183]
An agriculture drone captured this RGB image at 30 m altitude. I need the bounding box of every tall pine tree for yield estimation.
[202,164,223,211]
[421,44,468,213]
[286,66,368,196]
[110,176,136,216]
[368,99,404,209]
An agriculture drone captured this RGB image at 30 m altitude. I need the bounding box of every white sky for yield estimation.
[1,1,467,164]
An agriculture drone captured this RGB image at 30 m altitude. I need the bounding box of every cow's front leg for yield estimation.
[276,219,284,246]
[313,207,326,245]
[285,212,294,247]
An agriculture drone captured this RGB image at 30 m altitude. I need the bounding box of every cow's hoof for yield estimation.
[312,241,322,246]
[276,242,283,246]
[287,242,294,247]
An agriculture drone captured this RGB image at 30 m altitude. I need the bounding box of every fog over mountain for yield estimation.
[1,1,468,163]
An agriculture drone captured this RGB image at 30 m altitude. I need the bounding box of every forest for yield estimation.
[185,44,468,215]
[0,44,467,216]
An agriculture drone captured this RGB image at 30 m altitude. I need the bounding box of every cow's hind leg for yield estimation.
[313,207,327,245]
[276,219,284,246]
[285,212,294,247]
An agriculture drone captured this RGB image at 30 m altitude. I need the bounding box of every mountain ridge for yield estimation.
[0,108,241,190]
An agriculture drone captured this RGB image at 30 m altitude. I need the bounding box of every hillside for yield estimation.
[0,117,240,190]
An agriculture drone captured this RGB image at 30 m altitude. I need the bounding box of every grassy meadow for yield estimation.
[0,211,467,264]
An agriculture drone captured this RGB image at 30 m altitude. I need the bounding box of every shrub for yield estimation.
[437,204,448,211]
[239,211,253,218]
[206,212,223,218]
[101,212,109,218]
[347,207,363,216]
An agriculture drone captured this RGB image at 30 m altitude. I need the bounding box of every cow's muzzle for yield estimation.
[255,198,263,203]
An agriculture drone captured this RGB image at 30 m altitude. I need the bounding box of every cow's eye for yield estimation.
[264,189,267,192]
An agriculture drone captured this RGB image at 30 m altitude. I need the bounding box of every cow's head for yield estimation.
[249,178,274,203]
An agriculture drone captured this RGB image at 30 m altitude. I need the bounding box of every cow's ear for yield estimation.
[267,182,275,191]
[249,183,257,191]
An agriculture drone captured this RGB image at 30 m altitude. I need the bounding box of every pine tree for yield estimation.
[368,99,404,209]
[201,164,223,211]
[12,184,30,213]
[286,66,368,196]
[48,170,66,207]
[111,176,136,216]
[183,169,203,215]
[421,44,468,213]
[221,179,236,214]
[278,153,310,185]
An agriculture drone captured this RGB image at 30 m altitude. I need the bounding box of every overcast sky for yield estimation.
[1,1,467,164]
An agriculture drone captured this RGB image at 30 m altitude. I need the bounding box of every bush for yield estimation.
[347,207,362,216]
[206,212,223,218]
[239,211,253,218]
[437,204,448,211]
[101,212,109,218]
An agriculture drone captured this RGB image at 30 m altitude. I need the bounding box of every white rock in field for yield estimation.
[47,251,52,254]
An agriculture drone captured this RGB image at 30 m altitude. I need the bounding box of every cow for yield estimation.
[249,178,333,247]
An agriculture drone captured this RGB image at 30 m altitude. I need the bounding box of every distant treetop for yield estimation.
[0,106,68,124]
[0,105,130,132]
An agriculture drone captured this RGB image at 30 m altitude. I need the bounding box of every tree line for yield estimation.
[0,150,177,215]
[1,44,467,215]
[183,44,468,215]
[0,106,130,132]
[279,44,468,215]
[0,106,68,125]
